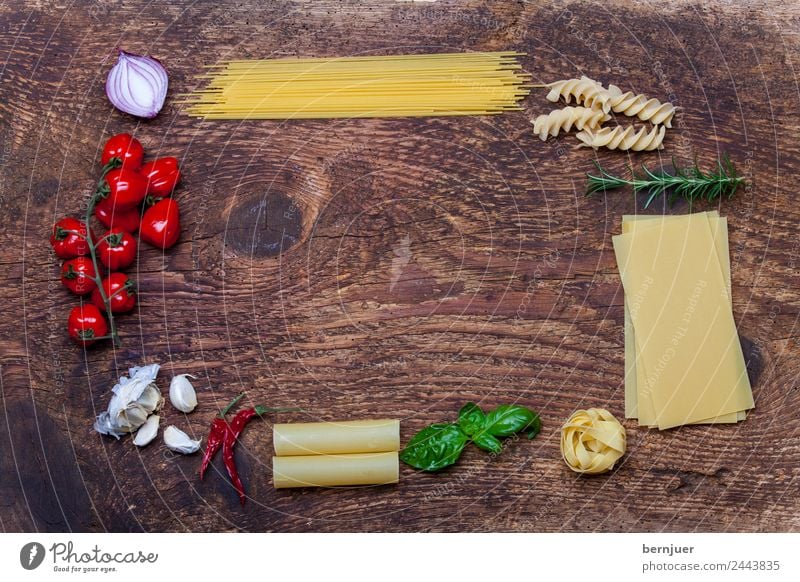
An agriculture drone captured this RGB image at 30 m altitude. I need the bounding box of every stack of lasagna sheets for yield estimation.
[612,211,754,429]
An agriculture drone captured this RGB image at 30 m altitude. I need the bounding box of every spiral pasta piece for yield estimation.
[560,408,626,475]
[576,124,666,151]
[607,84,676,128]
[531,106,610,141]
[539,76,611,113]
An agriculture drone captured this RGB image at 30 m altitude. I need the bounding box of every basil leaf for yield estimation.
[524,413,542,439]
[484,405,540,438]
[472,432,502,454]
[457,402,485,436]
[399,423,468,472]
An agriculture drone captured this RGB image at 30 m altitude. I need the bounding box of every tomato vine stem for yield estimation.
[85,160,123,347]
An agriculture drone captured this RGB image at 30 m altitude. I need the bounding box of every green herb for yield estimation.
[400,402,542,472]
[399,424,468,472]
[585,154,745,209]
[482,404,541,439]
[457,402,486,436]
[472,432,503,454]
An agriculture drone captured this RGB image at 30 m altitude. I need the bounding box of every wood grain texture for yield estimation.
[0,0,798,532]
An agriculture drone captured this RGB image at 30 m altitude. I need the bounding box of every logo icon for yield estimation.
[20,542,46,570]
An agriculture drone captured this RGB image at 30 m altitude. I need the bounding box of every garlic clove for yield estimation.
[169,374,198,413]
[139,384,164,414]
[115,403,149,432]
[94,411,125,439]
[163,425,201,454]
[133,415,160,447]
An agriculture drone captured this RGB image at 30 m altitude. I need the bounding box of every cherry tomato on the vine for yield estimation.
[97,229,137,271]
[60,257,98,295]
[67,304,108,345]
[99,168,148,211]
[140,198,180,250]
[91,273,137,313]
[101,133,144,170]
[94,199,141,233]
[50,217,93,259]
[140,157,181,197]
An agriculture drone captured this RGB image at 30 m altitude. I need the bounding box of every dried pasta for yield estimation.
[181,52,531,119]
[561,408,626,475]
[531,106,610,141]
[535,76,611,112]
[576,124,666,151]
[607,84,676,128]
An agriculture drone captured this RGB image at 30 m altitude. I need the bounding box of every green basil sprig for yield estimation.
[400,402,542,472]
[398,424,469,472]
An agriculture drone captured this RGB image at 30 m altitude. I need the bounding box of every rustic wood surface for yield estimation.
[0,0,798,533]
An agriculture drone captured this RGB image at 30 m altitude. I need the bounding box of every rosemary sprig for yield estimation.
[586,154,745,209]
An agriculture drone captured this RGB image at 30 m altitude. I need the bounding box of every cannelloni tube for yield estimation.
[272,452,399,489]
[273,419,400,456]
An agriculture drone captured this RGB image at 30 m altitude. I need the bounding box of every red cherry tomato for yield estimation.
[100,168,148,211]
[68,304,108,345]
[50,217,93,259]
[97,229,137,271]
[91,273,137,313]
[101,133,144,170]
[140,157,181,197]
[60,257,98,295]
[94,199,140,233]
[140,199,180,249]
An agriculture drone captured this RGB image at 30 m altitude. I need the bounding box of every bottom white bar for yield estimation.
[0,533,797,581]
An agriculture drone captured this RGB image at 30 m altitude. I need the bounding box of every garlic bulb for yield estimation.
[94,364,163,439]
[163,426,201,454]
[169,374,198,413]
[133,415,160,447]
[105,50,169,119]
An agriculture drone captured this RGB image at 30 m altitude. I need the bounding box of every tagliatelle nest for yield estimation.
[560,408,626,474]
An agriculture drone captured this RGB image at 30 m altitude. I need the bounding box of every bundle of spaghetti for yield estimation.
[181,52,531,119]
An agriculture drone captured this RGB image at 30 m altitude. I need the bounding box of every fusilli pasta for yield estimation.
[537,76,611,112]
[576,125,666,151]
[607,84,677,128]
[531,106,610,141]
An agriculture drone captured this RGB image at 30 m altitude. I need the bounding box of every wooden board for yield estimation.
[1,0,798,533]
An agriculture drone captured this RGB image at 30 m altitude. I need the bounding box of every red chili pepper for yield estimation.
[199,393,244,480]
[199,394,297,506]
[223,408,259,505]
[199,418,229,480]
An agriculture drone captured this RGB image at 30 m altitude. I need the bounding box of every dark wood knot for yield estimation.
[225,190,303,258]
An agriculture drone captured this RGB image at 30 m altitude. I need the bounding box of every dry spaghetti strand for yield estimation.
[181,52,530,119]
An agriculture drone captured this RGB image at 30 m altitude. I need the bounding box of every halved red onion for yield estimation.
[105,50,168,119]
